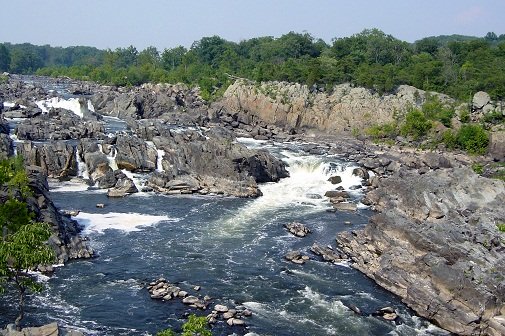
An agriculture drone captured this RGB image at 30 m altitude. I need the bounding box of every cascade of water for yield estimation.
[98,144,118,171]
[211,149,365,236]
[36,97,84,118]
[145,141,165,173]
[76,148,89,180]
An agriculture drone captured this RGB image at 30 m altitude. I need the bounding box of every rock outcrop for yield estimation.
[17,141,77,178]
[14,167,94,263]
[138,123,288,197]
[337,167,505,335]
[220,80,451,133]
[15,108,104,141]
[91,83,205,119]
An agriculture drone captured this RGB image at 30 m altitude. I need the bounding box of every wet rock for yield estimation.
[332,202,357,212]
[352,167,369,180]
[214,304,229,313]
[107,172,138,197]
[324,190,349,198]
[327,175,342,184]
[182,296,199,305]
[284,250,308,264]
[310,244,347,263]
[284,222,311,237]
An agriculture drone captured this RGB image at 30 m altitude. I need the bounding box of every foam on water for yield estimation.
[74,212,172,234]
[299,286,348,315]
[49,180,91,192]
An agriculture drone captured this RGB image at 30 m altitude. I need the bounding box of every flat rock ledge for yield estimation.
[337,167,505,336]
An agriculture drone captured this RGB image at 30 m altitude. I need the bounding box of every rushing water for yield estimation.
[0,90,449,335]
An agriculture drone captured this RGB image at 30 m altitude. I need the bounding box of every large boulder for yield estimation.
[143,126,287,197]
[473,91,491,110]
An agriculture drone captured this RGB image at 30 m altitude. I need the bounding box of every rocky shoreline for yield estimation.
[1,74,504,335]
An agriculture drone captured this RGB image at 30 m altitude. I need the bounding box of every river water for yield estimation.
[0,88,449,335]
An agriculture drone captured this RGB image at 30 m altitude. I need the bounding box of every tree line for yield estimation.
[1,29,505,101]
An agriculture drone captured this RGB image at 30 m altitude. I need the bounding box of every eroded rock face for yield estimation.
[221,80,451,133]
[337,167,505,335]
[17,141,77,178]
[22,167,94,263]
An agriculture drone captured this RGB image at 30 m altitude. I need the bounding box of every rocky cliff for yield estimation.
[337,167,505,335]
[220,80,449,133]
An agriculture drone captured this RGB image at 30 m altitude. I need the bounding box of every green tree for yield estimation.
[0,157,55,330]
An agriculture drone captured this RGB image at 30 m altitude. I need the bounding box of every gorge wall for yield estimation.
[220,80,444,134]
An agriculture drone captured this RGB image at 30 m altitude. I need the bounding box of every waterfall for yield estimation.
[76,148,89,180]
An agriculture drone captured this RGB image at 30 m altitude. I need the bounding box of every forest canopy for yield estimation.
[1,29,505,101]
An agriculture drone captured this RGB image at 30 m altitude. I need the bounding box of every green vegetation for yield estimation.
[157,315,211,336]
[366,122,398,140]
[400,108,432,139]
[497,223,505,233]
[0,157,55,330]
[0,29,504,100]
[471,163,484,174]
[455,124,490,155]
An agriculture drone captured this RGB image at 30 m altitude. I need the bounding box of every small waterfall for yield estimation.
[36,97,84,118]
[9,133,21,156]
[87,100,95,113]
[156,149,165,172]
[146,141,165,173]
[98,144,118,171]
[211,150,365,235]
[76,149,89,180]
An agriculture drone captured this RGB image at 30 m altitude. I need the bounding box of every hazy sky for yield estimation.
[2,0,504,50]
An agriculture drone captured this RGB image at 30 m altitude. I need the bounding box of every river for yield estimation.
[0,82,449,335]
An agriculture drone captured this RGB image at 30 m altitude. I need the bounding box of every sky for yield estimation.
[1,0,505,51]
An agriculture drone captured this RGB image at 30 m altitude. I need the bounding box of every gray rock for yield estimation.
[284,222,311,237]
[214,304,229,313]
[473,91,491,110]
[327,175,342,184]
[182,296,200,305]
[310,244,347,263]
[333,202,357,212]
[352,167,370,180]
[18,141,77,178]
[115,135,157,172]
